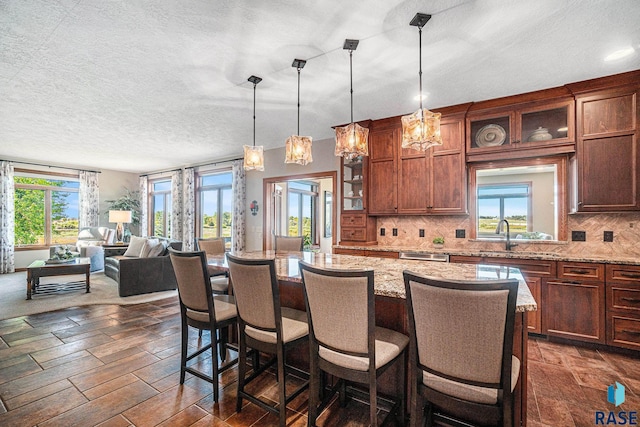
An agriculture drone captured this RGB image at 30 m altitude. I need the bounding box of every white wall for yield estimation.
[245,137,340,251]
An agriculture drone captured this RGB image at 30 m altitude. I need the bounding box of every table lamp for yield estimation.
[108,210,132,243]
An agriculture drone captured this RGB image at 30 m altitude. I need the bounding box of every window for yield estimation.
[150,179,172,237]
[477,184,531,238]
[197,171,233,248]
[287,181,318,247]
[14,171,79,247]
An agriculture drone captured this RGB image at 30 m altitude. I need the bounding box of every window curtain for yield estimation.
[139,176,148,237]
[171,170,183,242]
[79,171,99,228]
[182,168,195,251]
[0,161,15,274]
[232,160,246,252]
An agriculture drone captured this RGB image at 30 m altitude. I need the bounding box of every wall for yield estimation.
[244,137,340,251]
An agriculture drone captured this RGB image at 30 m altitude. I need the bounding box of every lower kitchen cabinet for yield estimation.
[606,264,640,350]
[544,262,606,344]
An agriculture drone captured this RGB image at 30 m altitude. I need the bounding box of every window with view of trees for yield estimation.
[287,181,318,248]
[150,179,172,237]
[14,173,80,247]
[477,183,531,237]
[197,171,232,248]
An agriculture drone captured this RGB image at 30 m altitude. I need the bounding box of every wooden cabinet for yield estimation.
[339,153,377,245]
[606,264,640,351]
[544,261,606,344]
[332,248,399,259]
[369,104,470,216]
[569,71,640,212]
[466,88,575,162]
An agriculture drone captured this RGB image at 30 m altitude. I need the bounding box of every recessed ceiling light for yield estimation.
[604,46,635,62]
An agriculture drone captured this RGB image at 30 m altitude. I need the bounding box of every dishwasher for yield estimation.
[398,252,449,262]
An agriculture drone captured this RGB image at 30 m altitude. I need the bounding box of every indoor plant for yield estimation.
[105,188,141,240]
[432,236,445,249]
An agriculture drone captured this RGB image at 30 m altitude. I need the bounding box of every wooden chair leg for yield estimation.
[219,327,228,363]
[369,373,377,427]
[277,344,287,427]
[236,332,247,413]
[308,348,319,427]
[339,379,347,407]
[180,319,188,384]
[210,327,220,403]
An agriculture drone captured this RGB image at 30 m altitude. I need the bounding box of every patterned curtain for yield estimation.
[0,161,15,274]
[182,168,195,251]
[79,171,99,228]
[232,160,246,252]
[139,176,148,237]
[171,170,183,242]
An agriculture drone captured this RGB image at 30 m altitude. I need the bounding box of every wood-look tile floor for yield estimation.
[0,296,638,427]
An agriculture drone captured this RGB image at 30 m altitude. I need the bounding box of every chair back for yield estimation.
[299,261,374,356]
[196,237,226,255]
[169,249,213,314]
[275,235,303,253]
[403,271,518,390]
[226,254,280,331]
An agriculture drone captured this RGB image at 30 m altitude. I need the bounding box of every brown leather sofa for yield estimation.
[104,237,182,297]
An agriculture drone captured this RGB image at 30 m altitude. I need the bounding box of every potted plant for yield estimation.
[432,236,445,249]
[105,188,141,241]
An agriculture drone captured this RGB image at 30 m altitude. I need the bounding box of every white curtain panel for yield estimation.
[171,170,183,242]
[79,171,99,228]
[0,161,15,274]
[232,160,246,252]
[182,168,195,251]
[139,176,149,237]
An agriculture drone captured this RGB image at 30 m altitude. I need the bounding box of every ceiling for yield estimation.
[1,0,639,174]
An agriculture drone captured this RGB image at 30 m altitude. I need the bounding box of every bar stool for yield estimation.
[168,249,238,403]
[226,253,309,427]
[403,271,520,427]
[275,235,304,253]
[195,237,229,295]
[299,261,408,427]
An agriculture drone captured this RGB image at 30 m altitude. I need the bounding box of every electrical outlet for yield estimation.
[604,231,614,242]
[456,229,465,238]
[419,229,425,237]
[380,228,385,236]
[392,228,398,237]
[571,230,586,242]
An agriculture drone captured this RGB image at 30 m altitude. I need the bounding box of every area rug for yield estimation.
[0,271,178,321]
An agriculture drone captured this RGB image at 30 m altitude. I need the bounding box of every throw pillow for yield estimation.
[147,240,166,257]
[140,238,160,258]
[124,236,147,257]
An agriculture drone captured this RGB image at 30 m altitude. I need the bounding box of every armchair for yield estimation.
[49,227,115,272]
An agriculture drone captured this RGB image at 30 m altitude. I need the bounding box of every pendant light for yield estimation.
[285,59,313,165]
[401,13,442,151]
[334,39,369,160]
[243,75,265,171]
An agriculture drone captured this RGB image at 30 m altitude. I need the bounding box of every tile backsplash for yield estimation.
[376,212,640,259]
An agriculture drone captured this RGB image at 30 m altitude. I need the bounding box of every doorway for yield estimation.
[263,171,337,253]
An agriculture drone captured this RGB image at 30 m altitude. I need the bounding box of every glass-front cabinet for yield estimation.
[467,91,575,161]
[339,155,377,245]
[342,156,365,211]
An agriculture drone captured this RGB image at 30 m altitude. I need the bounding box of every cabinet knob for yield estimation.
[569,269,590,275]
[621,272,640,279]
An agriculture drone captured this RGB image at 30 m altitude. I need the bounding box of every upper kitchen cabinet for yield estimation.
[369,104,471,216]
[567,70,640,212]
[466,87,575,162]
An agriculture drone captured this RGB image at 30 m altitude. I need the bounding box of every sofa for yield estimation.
[104,236,182,297]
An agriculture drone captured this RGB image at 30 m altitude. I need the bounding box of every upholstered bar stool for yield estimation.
[169,249,238,403]
[226,253,309,427]
[275,235,304,253]
[403,271,520,427]
[299,261,409,427]
[195,237,229,295]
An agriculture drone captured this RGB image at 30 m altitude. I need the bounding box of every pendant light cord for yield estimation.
[297,66,301,135]
[349,49,354,124]
[252,81,257,147]
[418,26,423,112]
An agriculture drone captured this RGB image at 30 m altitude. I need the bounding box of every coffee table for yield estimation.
[26,257,91,300]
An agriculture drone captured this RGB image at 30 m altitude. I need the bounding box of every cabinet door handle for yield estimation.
[620,272,640,279]
[621,297,640,303]
[622,330,640,336]
[568,269,590,274]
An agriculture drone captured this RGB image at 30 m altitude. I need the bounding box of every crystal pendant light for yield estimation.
[243,75,265,171]
[401,13,442,151]
[285,59,313,165]
[335,39,369,160]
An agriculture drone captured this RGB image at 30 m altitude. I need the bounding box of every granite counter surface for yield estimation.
[212,251,536,313]
[333,245,640,266]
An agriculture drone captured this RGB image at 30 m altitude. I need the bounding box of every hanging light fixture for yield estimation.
[335,39,369,159]
[243,75,265,171]
[285,59,313,165]
[401,13,442,151]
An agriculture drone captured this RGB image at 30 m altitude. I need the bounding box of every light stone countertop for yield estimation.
[210,251,536,313]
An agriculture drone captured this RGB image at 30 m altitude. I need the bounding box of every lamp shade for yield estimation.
[108,210,132,224]
[243,145,264,171]
[285,135,313,165]
[335,122,369,159]
[401,108,442,151]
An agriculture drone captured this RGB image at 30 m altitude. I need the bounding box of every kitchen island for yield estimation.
[208,251,536,426]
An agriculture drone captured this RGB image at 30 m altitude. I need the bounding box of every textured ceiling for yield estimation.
[1,0,639,173]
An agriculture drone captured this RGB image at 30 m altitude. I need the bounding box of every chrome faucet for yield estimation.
[495,219,518,251]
